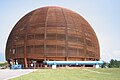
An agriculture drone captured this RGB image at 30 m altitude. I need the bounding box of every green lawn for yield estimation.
[11,68,120,80]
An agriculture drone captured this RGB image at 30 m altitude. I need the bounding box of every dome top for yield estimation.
[12,6,91,34]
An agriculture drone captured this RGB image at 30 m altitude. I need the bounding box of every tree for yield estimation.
[108,59,120,68]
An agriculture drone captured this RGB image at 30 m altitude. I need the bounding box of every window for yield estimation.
[57,34,66,41]
[86,50,95,57]
[68,35,77,42]
[35,45,44,54]
[57,46,65,52]
[27,35,34,40]
[78,48,84,56]
[46,34,56,40]
[68,47,77,56]
[16,46,24,54]
[77,37,84,43]
[86,39,92,46]
[35,34,44,40]
[46,45,56,56]
[26,46,34,53]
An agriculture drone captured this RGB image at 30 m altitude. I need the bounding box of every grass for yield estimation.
[0,62,7,67]
[11,68,120,80]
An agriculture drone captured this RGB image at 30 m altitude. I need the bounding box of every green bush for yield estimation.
[108,59,120,68]
[0,62,7,67]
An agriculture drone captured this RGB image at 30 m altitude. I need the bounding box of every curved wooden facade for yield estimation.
[6,6,100,68]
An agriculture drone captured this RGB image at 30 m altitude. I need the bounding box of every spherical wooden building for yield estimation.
[6,6,100,68]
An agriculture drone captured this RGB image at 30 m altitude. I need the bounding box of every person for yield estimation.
[16,60,18,65]
[10,60,13,69]
[31,63,33,69]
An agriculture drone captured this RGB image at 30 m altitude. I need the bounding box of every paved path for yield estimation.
[0,69,37,80]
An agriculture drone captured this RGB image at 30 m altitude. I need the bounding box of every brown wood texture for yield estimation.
[5,6,100,68]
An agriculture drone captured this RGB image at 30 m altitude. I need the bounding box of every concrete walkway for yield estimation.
[0,69,37,80]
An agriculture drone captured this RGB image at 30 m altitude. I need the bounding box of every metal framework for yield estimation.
[5,6,100,68]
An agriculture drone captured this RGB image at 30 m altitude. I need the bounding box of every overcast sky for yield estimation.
[0,0,120,62]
